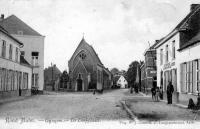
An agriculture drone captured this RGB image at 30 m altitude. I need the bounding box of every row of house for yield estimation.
[0,14,44,98]
[141,4,200,104]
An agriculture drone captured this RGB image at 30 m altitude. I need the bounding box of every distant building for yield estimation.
[68,37,112,91]
[140,41,158,93]
[0,14,45,93]
[117,75,128,88]
[44,64,62,91]
[0,25,32,98]
[155,4,200,104]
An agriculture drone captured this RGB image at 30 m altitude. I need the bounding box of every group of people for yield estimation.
[151,86,162,102]
[151,81,174,104]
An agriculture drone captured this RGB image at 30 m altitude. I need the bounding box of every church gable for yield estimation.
[69,38,103,71]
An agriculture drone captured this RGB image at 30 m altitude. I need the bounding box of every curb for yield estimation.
[120,100,139,122]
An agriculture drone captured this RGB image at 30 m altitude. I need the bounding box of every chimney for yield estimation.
[0,14,4,21]
[190,4,200,11]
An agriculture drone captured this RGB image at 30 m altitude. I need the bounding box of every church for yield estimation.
[68,37,112,91]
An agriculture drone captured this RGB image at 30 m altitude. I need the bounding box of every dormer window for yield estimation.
[17,30,23,35]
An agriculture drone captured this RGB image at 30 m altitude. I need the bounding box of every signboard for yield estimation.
[163,62,175,70]
[150,71,156,74]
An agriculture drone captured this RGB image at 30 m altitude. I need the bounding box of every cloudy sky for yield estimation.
[0,0,199,71]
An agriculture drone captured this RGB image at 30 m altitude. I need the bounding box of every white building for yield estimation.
[117,75,128,88]
[0,15,45,93]
[0,25,32,98]
[155,4,200,104]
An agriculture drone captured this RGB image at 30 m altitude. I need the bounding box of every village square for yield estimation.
[0,1,200,128]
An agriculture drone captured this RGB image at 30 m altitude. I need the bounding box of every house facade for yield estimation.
[68,38,112,91]
[117,75,128,88]
[0,14,45,93]
[155,4,200,104]
[0,25,32,98]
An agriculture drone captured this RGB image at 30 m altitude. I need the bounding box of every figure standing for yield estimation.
[151,87,156,101]
[167,81,174,104]
[155,87,160,101]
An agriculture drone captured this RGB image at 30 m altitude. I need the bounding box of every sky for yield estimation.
[0,0,200,72]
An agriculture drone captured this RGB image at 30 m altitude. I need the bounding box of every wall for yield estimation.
[12,34,45,91]
[156,33,180,90]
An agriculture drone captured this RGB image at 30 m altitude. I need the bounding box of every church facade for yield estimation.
[68,38,112,91]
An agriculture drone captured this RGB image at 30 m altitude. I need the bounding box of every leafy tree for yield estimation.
[60,70,69,88]
[110,68,119,76]
[126,61,139,88]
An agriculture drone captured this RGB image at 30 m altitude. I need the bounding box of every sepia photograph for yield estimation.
[0,0,200,129]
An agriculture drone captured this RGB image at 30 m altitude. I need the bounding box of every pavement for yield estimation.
[139,92,188,108]
[123,91,200,121]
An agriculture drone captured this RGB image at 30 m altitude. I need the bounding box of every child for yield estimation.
[155,87,160,102]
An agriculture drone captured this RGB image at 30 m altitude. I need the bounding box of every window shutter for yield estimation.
[180,63,186,93]
[193,61,197,93]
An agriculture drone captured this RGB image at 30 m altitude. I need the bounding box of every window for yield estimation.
[2,40,6,58]
[197,60,200,93]
[172,40,175,59]
[0,68,2,91]
[160,49,163,65]
[15,48,19,62]
[9,44,13,60]
[165,45,168,63]
[181,60,200,94]
[21,51,25,57]
[79,52,86,60]
[23,72,28,89]
[32,52,39,66]
[32,73,39,87]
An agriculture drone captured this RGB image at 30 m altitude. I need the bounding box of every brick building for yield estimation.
[140,41,158,93]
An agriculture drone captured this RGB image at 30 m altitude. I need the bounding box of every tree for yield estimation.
[110,68,119,76]
[60,70,69,88]
[126,61,139,88]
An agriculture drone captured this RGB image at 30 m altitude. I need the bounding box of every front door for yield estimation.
[77,79,82,91]
[19,72,22,96]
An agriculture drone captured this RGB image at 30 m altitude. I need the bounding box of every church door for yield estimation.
[77,79,82,91]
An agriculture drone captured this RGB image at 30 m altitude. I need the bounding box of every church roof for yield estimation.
[0,15,42,36]
[69,37,103,66]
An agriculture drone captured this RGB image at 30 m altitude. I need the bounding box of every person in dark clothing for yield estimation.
[167,81,174,104]
[151,87,156,101]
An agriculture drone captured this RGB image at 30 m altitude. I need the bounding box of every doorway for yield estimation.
[77,74,82,91]
[77,79,82,91]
